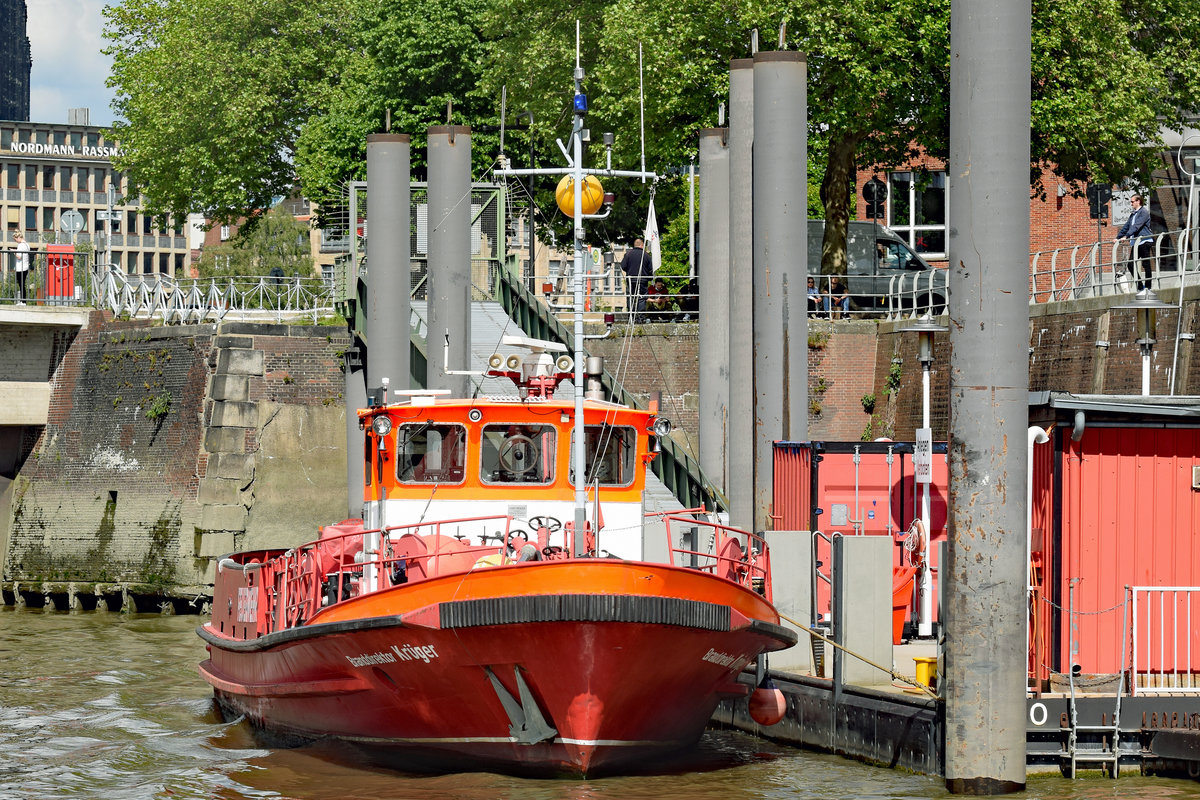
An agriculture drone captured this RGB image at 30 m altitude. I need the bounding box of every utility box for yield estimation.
[44,245,76,305]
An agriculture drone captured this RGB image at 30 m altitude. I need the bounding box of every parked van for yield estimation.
[807,220,947,314]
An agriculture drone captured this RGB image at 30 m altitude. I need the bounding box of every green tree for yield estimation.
[295,0,502,215]
[103,0,361,226]
[105,0,1200,271]
[195,205,314,278]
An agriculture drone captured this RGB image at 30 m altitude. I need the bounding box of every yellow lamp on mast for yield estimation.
[555,174,605,216]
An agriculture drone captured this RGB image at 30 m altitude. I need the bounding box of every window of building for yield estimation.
[219,225,230,241]
[0,129,11,148]
[76,167,89,192]
[3,163,16,188]
[71,132,82,149]
[42,208,54,231]
[25,207,36,230]
[59,166,72,189]
[480,424,556,485]
[142,215,153,235]
[42,165,56,190]
[143,252,155,274]
[174,253,185,276]
[35,131,48,145]
[87,133,99,148]
[24,164,36,189]
[127,251,138,274]
[888,171,947,257]
[126,211,137,232]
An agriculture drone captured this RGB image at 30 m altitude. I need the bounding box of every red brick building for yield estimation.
[854,145,1200,267]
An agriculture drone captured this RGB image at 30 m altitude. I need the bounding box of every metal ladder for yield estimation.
[1063,584,1128,778]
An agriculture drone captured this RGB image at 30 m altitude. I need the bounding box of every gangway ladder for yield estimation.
[1063,582,1129,778]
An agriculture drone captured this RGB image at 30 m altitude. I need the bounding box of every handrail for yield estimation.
[494,261,728,512]
[94,268,336,323]
[1029,227,1200,304]
[1130,585,1199,695]
[659,513,772,600]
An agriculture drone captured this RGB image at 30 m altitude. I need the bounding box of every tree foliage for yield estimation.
[104,0,359,225]
[195,205,314,278]
[103,0,1200,272]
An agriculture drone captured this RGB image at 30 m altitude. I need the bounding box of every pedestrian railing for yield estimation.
[1029,228,1200,304]
[95,268,336,324]
[1,250,97,307]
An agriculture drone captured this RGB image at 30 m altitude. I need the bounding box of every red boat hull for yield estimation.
[199,561,793,776]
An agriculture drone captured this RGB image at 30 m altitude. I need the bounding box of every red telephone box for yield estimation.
[44,245,76,304]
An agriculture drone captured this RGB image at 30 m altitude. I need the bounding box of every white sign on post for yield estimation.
[914,427,932,484]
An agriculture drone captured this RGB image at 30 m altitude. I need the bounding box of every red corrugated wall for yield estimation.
[773,444,812,531]
[1052,426,1200,675]
[1029,430,1057,681]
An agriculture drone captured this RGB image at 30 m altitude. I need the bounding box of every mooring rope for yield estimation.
[777,611,939,700]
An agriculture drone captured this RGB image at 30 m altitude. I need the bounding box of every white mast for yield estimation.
[495,23,657,556]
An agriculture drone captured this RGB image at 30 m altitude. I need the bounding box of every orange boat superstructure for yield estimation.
[199,336,794,776]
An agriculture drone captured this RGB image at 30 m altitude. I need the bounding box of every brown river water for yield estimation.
[2,608,1198,800]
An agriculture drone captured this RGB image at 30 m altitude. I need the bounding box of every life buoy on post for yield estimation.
[903,519,926,567]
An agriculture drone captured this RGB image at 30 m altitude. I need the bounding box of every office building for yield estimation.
[1,117,190,276]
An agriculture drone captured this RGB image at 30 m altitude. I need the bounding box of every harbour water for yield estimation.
[1,608,1197,800]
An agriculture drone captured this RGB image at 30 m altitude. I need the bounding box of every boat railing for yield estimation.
[263,515,517,631]
[658,513,772,601]
[1130,585,1200,695]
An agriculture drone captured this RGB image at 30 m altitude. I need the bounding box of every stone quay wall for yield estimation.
[5,290,1198,609]
[2,315,350,611]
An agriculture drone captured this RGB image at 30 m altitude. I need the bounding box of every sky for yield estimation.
[27,1,118,127]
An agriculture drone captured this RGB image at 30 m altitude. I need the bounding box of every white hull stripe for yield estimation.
[345,735,677,747]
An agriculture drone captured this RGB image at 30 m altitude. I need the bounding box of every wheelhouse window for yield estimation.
[888,171,947,258]
[397,423,466,484]
[480,424,556,485]
[569,425,637,487]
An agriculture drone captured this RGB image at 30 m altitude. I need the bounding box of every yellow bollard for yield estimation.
[914,656,938,688]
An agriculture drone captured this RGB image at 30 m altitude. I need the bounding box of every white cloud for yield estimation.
[26,1,117,126]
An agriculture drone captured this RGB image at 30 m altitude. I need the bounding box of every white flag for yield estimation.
[644,199,662,273]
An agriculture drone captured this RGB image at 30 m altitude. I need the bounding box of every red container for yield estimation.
[44,245,75,303]
[774,441,949,630]
[1034,425,1200,678]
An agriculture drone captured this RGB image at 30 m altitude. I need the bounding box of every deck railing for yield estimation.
[659,512,772,600]
[1130,585,1199,695]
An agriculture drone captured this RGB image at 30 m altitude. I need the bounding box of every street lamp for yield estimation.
[1114,289,1173,396]
[899,313,947,638]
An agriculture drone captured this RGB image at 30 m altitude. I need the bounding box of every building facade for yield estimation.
[0,0,32,122]
[854,141,1200,268]
[1,118,191,277]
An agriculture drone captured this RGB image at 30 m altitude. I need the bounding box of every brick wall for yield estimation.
[5,315,350,601]
[856,158,1112,267]
[587,324,701,457]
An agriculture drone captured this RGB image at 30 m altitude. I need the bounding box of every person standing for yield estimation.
[620,238,652,321]
[12,232,31,306]
[1117,194,1153,291]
